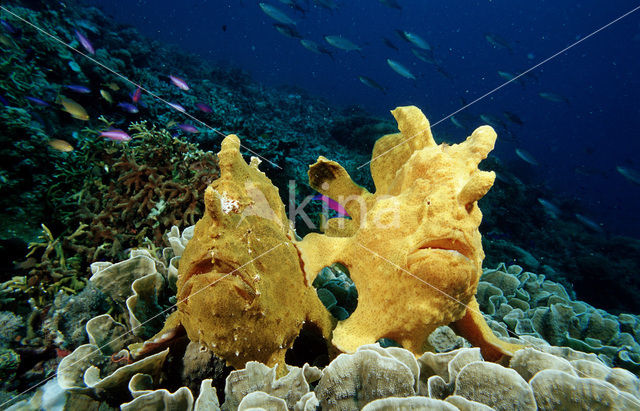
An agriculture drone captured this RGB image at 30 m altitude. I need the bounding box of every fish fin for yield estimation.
[451,297,525,361]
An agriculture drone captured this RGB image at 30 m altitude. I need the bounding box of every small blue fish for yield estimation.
[358,75,386,94]
[117,102,139,113]
[25,96,50,107]
[538,92,570,104]
[324,35,362,52]
[64,85,91,93]
[259,3,297,25]
[537,198,560,219]
[0,94,9,106]
[515,148,538,166]
[300,39,334,59]
[396,30,431,50]
[503,111,524,126]
[386,59,416,80]
[617,166,640,185]
[574,213,603,233]
[273,23,302,39]
[168,102,186,113]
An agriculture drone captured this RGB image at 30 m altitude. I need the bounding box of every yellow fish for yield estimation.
[59,96,89,121]
[48,139,74,152]
[99,89,113,103]
[0,34,13,48]
[104,82,120,91]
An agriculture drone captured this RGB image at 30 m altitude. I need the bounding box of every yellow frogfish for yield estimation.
[155,105,522,371]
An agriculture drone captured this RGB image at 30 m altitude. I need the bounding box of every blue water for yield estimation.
[88,0,640,237]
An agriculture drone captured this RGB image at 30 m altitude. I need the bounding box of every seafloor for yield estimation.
[1,1,639,410]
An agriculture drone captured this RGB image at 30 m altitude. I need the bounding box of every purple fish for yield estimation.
[195,102,213,113]
[65,85,91,93]
[169,75,189,91]
[168,102,186,113]
[178,124,199,134]
[74,29,94,54]
[25,96,50,107]
[117,102,139,113]
[100,129,131,142]
[312,194,349,217]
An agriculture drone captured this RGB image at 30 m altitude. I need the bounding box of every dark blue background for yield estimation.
[87,0,640,237]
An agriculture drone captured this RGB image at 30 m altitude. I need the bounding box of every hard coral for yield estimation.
[74,122,219,260]
[13,123,218,307]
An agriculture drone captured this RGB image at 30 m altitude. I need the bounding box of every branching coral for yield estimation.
[13,223,89,307]
[58,121,220,261]
[4,120,218,313]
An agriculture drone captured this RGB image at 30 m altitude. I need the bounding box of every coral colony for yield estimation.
[0,1,639,410]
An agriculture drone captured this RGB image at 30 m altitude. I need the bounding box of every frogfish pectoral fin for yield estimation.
[451,297,525,362]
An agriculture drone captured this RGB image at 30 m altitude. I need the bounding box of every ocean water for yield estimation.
[87,0,640,237]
